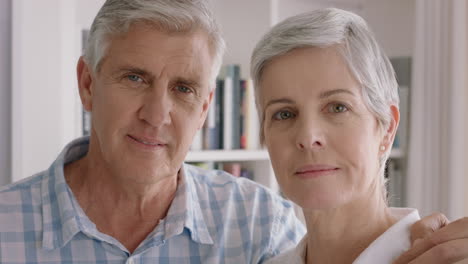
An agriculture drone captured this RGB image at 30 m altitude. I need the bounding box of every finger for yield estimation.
[394,217,468,264]
[410,213,450,244]
[428,217,468,245]
[405,239,468,264]
[392,236,438,264]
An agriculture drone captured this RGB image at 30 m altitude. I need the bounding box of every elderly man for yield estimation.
[0,0,467,263]
[0,1,303,263]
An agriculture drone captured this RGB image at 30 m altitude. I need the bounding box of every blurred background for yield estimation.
[0,0,467,220]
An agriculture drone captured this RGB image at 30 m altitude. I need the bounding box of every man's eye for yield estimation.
[176,85,193,94]
[273,110,295,120]
[127,74,143,82]
[328,103,348,113]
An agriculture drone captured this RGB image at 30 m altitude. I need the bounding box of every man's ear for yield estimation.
[198,89,214,130]
[77,56,94,112]
[381,104,400,150]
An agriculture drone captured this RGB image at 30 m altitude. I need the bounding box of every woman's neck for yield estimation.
[303,191,396,264]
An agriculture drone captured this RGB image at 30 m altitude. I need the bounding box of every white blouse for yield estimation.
[266,208,420,264]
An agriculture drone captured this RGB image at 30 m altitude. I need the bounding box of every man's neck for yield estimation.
[64,154,179,253]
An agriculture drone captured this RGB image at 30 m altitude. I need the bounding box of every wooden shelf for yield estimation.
[186,150,270,162]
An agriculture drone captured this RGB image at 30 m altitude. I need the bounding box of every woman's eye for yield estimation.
[273,110,295,120]
[176,85,193,94]
[328,103,348,113]
[127,74,143,83]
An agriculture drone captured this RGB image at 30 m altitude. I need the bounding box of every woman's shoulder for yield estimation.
[353,208,420,263]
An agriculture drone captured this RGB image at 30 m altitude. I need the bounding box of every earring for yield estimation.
[380,145,386,151]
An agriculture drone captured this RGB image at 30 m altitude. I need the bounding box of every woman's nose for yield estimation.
[295,119,325,151]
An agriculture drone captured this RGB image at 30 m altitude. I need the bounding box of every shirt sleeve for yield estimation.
[261,199,306,263]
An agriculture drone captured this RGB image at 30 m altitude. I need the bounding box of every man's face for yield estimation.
[79,23,214,183]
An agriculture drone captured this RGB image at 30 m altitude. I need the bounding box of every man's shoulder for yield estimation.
[0,171,47,193]
[184,164,305,261]
[0,172,46,231]
[185,163,289,205]
[0,171,47,204]
[183,163,302,229]
[0,171,46,194]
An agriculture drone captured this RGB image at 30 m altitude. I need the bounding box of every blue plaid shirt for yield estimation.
[0,137,305,263]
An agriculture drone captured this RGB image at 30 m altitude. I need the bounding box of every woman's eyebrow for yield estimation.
[319,89,355,99]
[264,98,295,109]
[264,89,355,110]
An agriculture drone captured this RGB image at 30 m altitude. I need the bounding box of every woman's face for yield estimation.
[260,47,395,211]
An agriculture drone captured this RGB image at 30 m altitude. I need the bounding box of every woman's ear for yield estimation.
[77,56,94,112]
[381,105,400,151]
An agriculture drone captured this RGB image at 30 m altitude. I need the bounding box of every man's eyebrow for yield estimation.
[115,66,152,77]
[173,77,201,88]
[319,89,355,99]
[115,66,202,87]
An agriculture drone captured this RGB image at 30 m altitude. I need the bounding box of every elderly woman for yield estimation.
[251,8,419,263]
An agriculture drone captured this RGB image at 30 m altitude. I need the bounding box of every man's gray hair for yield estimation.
[251,8,399,196]
[84,0,225,83]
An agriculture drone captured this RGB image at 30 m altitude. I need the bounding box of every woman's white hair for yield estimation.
[84,0,225,84]
[251,8,399,199]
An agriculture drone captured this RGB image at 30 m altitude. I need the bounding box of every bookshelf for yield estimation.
[185,149,277,191]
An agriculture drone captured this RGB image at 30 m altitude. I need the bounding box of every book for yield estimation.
[223,162,242,177]
[240,80,247,149]
[240,168,253,180]
[245,79,260,149]
[223,76,233,150]
[225,65,242,149]
[216,79,224,149]
[194,67,261,151]
[204,83,219,149]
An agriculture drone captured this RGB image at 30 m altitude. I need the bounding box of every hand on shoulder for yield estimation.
[393,213,468,264]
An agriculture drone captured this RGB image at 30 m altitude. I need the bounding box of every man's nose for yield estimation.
[138,85,172,128]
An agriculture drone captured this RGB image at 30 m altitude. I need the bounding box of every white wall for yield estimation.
[276,0,362,23]
[466,1,468,216]
[0,0,11,186]
[209,0,272,78]
[360,0,415,57]
[208,0,414,78]
[76,0,105,29]
[12,1,81,181]
[275,0,414,57]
